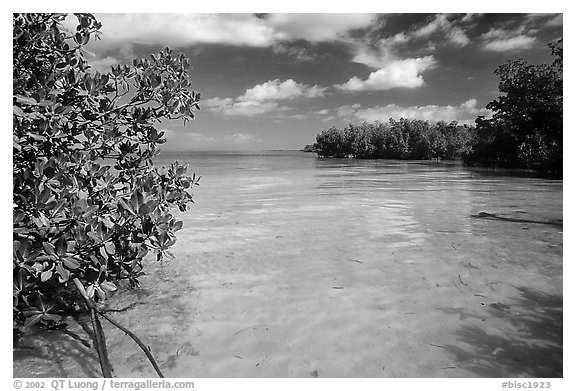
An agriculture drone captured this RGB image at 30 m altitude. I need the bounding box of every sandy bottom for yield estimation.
[14,211,563,378]
[14,157,563,378]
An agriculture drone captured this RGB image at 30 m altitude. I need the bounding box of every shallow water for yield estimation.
[14,151,563,378]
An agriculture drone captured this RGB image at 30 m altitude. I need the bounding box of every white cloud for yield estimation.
[203,98,281,117]
[265,13,376,42]
[483,35,536,52]
[272,43,314,61]
[447,28,470,47]
[204,79,325,116]
[336,99,492,125]
[481,24,539,52]
[412,14,451,38]
[336,104,361,117]
[83,13,376,56]
[240,79,326,102]
[411,14,470,47]
[335,56,437,91]
[79,13,379,66]
[461,14,479,23]
[186,132,217,144]
[287,114,310,120]
[389,14,469,47]
[482,28,507,40]
[93,14,280,49]
[351,46,396,69]
[350,14,470,70]
[387,32,410,46]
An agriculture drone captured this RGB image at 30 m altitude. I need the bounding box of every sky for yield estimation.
[75,12,563,151]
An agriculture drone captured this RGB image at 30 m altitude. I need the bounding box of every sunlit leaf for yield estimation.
[62,257,80,270]
[55,263,70,282]
[40,270,52,282]
[86,285,95,299]
[43,242,57,257]
[82,204,99,219]
[100,281,117,292]
[104,242,116,255]
[13,106,25,117]
[15,94,37,105]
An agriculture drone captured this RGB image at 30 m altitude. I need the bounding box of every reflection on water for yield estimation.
[153,151,562,377]
[15,151,562,378]
[168,151,561,245]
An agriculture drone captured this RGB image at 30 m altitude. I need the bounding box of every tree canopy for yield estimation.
[313,119,474,160]
[464,39,563,173]
[13,13,201,375]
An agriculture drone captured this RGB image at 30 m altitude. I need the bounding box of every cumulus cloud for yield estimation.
[204,79,326,116]
[335,56,437,91]
[336,99,491,125]
[240,79,326,101]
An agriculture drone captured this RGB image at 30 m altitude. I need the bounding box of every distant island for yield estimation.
[305,39,562,175]
[308,119,473,161]
[301,144,316,153]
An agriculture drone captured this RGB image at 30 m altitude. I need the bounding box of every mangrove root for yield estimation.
[73,278,165,378]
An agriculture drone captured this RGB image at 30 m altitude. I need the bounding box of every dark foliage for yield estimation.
[13,13,201,334]
[313,119,474,160]
[464,39,563,174]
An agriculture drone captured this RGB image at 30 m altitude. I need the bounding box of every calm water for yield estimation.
[157,150,563,239]
[15,150,563,378]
